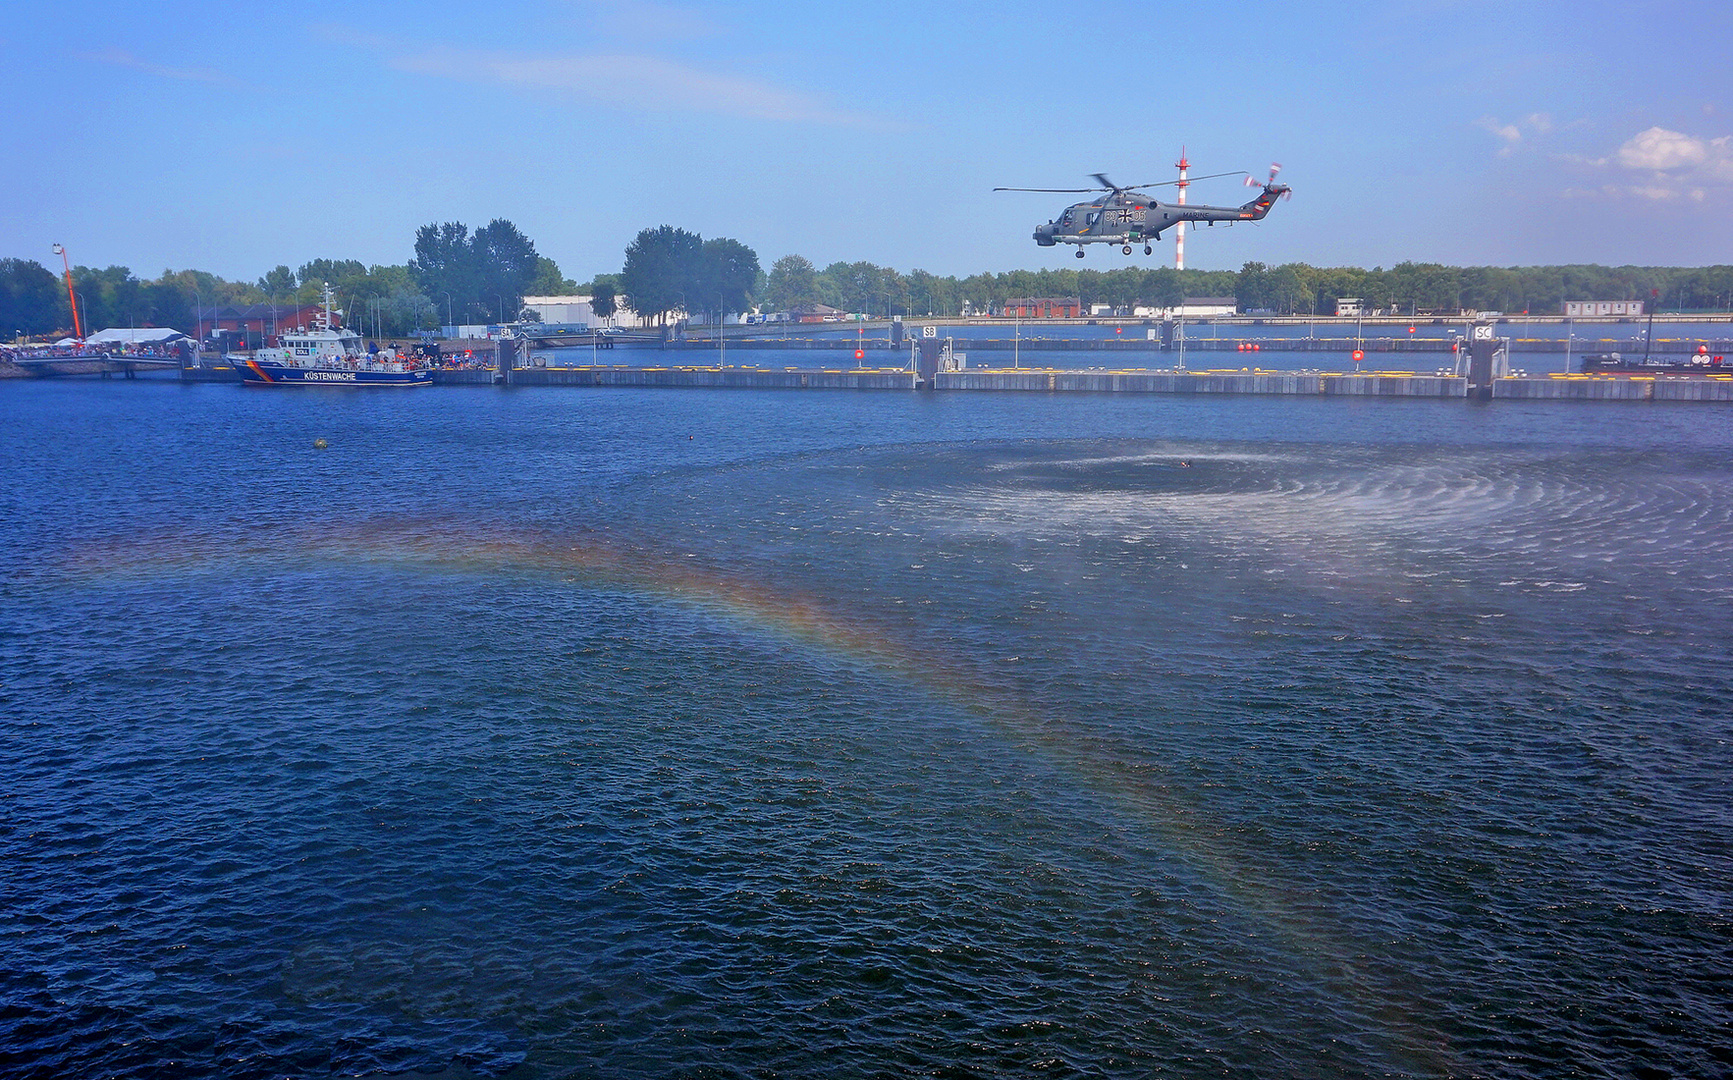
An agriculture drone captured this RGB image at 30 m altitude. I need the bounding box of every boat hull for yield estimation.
[238,359,433,386]
[1580,359,1729,375]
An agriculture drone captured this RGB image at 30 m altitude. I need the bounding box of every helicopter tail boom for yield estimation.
[1237,183,1290,220]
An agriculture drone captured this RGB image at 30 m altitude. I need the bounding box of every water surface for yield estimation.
[3,381,1730,1078]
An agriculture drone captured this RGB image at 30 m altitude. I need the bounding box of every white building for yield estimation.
[1335,297,1364,317]
[1564,299,1645,317]
[1125,298,1240,319]
[520,295,652,329]
[1174,296,1237,317]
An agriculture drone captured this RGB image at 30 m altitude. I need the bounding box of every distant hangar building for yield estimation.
[521,295,650,329]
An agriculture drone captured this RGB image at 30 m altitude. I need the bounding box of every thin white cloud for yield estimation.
[1476,114,1552,157]
[82,47,242,87]
[393,47,867,124]
[1628,184,1681,201]
[571,0,719,41]
[312,20,879,127]
[1477,116,1521,145]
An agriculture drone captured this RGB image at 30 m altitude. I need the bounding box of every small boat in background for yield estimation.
[1581,345,1729,375]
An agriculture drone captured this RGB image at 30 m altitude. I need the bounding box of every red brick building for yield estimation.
[1001,297,1081,319]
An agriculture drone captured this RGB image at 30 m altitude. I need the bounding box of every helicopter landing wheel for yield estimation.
[1144,245,1153,255]
[1122,245,1132,255]
[1075,250,1085,259]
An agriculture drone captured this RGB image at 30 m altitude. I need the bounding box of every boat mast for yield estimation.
[1642,287,1657,362]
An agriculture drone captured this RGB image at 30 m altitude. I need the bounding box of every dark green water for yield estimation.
[3,379,1730,1078]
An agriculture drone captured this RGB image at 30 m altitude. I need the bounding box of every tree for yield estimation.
[472,219,539,320]
[1235,261,1274,312]
[620,225,703,324]
[906,269,954,317]
[763,254,820,312]
[258,265,296,297]
[590,282,618,324]
[1269,263,1311,315]
[0,258,63,337]
[72,265,157,331]
[297,259,366,289]
[411,218,540,323]
[528,255,576,296]
[694,237,760,320]
[411,222,476,320]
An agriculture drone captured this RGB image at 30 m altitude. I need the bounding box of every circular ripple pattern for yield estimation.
[3,383,1731,1079]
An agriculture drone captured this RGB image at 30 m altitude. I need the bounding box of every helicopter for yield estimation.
[997,164,1291,257]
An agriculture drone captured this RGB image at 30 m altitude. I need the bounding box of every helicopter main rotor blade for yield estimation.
[1122,170,1248,191]
[993,186,1106,193]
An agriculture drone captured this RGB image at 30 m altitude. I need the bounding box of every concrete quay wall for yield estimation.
[434,369,498,386]
[938,370,1465,396]
[398,364,1733,403]
[1495,375,1733,401]
[501,366,916,390]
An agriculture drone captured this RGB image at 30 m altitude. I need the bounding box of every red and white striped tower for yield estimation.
[1173,147,1190,270]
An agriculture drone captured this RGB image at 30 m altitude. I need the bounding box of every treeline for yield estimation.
[0,217,572,339]
[769,259,1733,318]
[7,234,1733,341]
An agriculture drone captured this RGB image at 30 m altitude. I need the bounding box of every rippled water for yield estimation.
[4,380,1731,1078]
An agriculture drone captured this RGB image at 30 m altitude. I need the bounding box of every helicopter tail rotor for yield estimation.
[1245,163,1282,187]
[1245,162,1291,199]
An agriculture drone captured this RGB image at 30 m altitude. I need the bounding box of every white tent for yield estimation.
[83,327,191,345]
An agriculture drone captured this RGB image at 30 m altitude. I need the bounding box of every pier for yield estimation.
[460,362,1733,401]
[14,330,1733,402]
[8,351,181,378]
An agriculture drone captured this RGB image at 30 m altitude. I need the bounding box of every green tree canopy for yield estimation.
[411,218,541,323]
[528,256,577,296]
[0,258,64,337]
[590,282,618,323]
[693,237,760,320]
[5,252,1731,337]
[297,259,367,290]
[258,265,296,297]
[472,219,539,321]
[763,254,820,312]
[620,225,704,324]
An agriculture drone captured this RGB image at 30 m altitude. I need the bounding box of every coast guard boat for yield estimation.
[231,285,432,387]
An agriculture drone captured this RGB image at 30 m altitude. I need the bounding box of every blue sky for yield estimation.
[4,0,1729,284]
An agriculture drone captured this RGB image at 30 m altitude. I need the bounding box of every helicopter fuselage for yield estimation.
[1034,184,1289,248]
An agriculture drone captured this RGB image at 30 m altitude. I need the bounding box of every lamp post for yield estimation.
[495,294,508,326]
[442,292,453,337]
